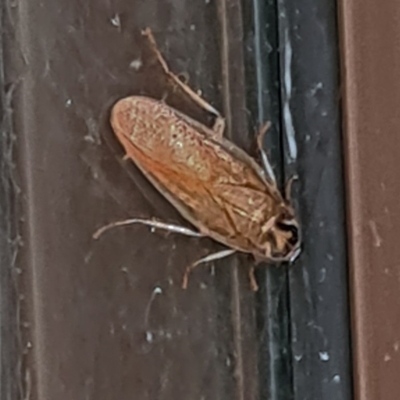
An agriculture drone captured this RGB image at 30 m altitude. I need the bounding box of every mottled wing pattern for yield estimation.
[111,97,278,250]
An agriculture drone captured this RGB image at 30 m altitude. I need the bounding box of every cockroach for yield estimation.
[94,28,301,290]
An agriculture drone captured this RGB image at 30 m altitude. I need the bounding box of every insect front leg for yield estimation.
[284,175,298,202]
[256,122,277,185]
[182,249,236,289]
[142,28,225,140]
[93,218,204,239]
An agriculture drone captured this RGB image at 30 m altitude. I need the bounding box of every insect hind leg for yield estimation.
[182,249,236,289]
[142,28,225,140]
[248,266,259,291]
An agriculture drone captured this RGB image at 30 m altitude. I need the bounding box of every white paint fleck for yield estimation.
[368,220,382,247]
[144,286,163,327]
[283,29,297,160]
[65,98,72,107]
[309,82,323,97]
[190,24,196,31]
[153,286,162,295]
[129,58,142,71]
[384,353,391,362]
[319,351,330,361]
[332,374,341,383]
[294,354,303,362]
[110,14,121,29]
[145,331,153,343]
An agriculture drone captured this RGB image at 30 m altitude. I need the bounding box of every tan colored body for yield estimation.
[111,96,298,262]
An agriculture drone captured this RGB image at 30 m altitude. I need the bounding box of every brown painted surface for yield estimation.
[3,1,259,399]
[1,0,353,398]
[339,0,400,399]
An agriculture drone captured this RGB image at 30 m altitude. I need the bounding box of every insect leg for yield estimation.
[211,116,226,140]
[142,28,225,139]
[285,175,298,201]
[248,266,259,292]
[256,122,277,185]
[93,218,204,239]
[182,249,236,289]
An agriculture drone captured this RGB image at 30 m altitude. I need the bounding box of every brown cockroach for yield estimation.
[94,28,301,290]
